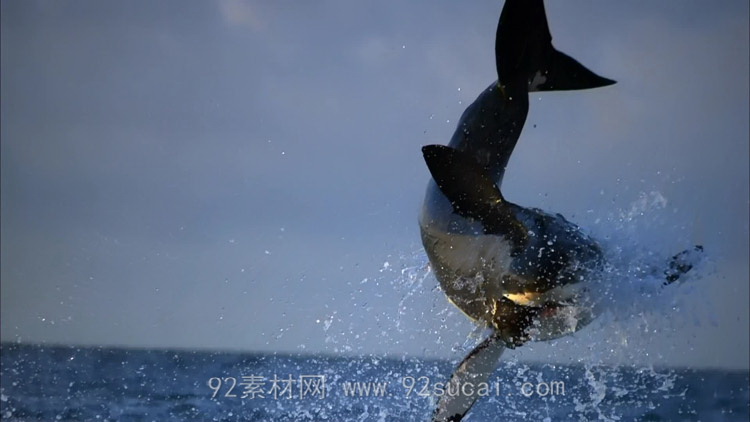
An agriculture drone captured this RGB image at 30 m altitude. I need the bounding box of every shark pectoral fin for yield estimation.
[492,296,545,348]
[533,48,616,92]
[432,332,506,422]
[421,145,528,251]
[663,245,704,285]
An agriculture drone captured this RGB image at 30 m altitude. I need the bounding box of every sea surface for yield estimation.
[1,343,747,421]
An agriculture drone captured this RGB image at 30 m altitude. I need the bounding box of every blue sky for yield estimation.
[1,0,748,369]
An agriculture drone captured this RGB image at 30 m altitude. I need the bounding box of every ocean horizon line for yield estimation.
[3,341,748,373]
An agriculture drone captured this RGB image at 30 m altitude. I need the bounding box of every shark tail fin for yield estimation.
[432,332,506,422]
[532,48,616,92]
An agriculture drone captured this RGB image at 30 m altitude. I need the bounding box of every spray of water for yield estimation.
[375,190,710,419]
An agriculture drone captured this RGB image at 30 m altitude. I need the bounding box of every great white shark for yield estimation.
[419,1,700,421]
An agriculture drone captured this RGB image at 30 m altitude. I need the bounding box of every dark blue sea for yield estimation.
[1,343,747,421]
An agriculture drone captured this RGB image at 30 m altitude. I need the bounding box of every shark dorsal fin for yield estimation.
[422,145,527,250]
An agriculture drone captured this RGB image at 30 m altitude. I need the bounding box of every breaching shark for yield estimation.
[419,1,700,420]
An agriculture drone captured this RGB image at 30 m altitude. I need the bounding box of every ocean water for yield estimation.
[1,343,747,421]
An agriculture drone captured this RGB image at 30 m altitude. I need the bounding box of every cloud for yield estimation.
[218,0,265,31]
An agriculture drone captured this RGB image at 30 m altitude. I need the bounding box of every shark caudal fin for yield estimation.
[531,48,616,92]
[421,145,527,250]
[432,333,506,422]
[494,0,616,94]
